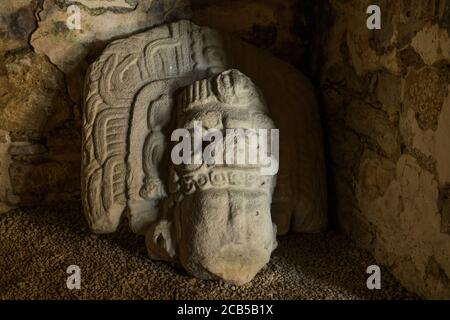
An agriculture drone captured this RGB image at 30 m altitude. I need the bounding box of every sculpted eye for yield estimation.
[255,211,260,216]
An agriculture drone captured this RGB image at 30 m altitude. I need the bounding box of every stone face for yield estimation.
[82,21,326,283]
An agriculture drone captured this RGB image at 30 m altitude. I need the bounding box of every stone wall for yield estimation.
[0,1,80,210]
[321,0,450,298]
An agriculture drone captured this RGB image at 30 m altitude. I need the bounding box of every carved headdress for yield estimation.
[82,20,327,240]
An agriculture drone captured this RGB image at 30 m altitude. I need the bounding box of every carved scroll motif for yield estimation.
[82,20,327,237]
[82,21,229,233]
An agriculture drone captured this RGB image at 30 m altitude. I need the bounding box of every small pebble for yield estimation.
[0,202,416,299]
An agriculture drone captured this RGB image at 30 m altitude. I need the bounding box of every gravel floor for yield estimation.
[0,202,416,299]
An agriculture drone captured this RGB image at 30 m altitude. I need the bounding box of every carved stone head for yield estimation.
[82,21,327,285]
[146,70,277,284]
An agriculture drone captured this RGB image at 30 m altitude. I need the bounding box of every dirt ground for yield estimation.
[0,202,416,299]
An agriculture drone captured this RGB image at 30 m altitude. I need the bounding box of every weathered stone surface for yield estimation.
[58,0,138,13]
[376,71,402,120]
[322,0,450,298]
[411,24,450,65]
[0,1,37,53]
[9,160,78,195]
[1,0,214,214]
[82,21,326,283]
[400,85,450,184]
[0,49,78,211]
[435,91,450,184]
[358,154,450,298]
[357,150,396,201]
[326,1,400,76]
[0,130,17,213]
[0,132,80,207]
[345,100,400,159]
[1,0,318,222]
[0,50,71,132]
[9,144,47,156]
[404,67,448,131]
[191,0,317,71]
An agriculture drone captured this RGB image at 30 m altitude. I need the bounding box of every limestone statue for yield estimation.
[145,69,278,284]
[82,20,327,283]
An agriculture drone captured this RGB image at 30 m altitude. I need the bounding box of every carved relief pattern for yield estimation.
[82,21,229,233]
[82,20,327,238]
[142,70,278,284]
[176,169,274,196]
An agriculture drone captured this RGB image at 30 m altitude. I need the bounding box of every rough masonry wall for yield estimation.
[191,0,319,74]
[0,0,310,212]
[321,0,450,298]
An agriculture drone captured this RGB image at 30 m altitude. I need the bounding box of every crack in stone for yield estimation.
[28,0,44,53]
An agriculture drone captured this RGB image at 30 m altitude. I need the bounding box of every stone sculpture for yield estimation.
[82,20,327,283]
[146,69,278,284]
